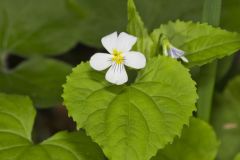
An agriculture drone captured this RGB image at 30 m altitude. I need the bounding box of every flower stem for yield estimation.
[197,0,222,122]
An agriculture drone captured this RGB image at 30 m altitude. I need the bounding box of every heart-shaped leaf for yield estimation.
[0,93,105,160]
[0,57,71,108]
[63,56,197,160]
[152,118,219,160]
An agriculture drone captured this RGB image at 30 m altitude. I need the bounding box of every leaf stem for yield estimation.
[197,0,222,121]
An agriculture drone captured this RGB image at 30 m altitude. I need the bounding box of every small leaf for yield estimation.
[152,118,219,160]
[0,93,105,160]
[0,58,71,108]
[63,56,197,160]
[211,76,240,160]
[152,20,240,67]
[0,0,83,56]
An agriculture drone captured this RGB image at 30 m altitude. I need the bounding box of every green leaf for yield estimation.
[221,0,240,33]
[0,58,71,108]
[0,0,203,50]
[0,0,83,56]
[63,56,197,160]
[216,56,234,82]
[152,118,219,160]
[234,153,240,160]
[70,0,127,48]
[0,93,105,160]
[211,76,240,160]
[152,20,240,67]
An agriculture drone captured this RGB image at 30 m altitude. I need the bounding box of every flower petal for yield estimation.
[170,46,185,58]
[116,32,137,52]
[105,64,128,85]
[90,53,112,71]
[101,32,118,53]
[124,51,146,69]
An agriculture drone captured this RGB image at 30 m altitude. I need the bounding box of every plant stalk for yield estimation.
[197,0,222,121]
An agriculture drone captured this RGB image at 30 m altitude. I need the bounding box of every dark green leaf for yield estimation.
[0,93,105,160]
[0,58,71,108]
[221,0,240,33]
[0,0,83,56]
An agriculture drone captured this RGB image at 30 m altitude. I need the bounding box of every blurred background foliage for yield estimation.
[0,0,239,159]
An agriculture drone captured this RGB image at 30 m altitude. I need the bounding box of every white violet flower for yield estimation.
[90,32,146,85]
[162,38,188,63]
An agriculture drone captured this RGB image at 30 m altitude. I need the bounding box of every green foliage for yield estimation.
[0,0,83,56]
[195,63,217,121]
[212,76,240,160]
[0,93,105,160]
[0,0,78,108]
[127,0,148,38]
[0,58,71,108]
[152,20,240,67]
[234,153,240,160]
[63,56,197,160]
[152,118,219,160]
[127,0,155,58]
[221,0,240,33]
[72,0,203,47]
[216,56,234,82]
[133,0,203,30]
[71,0,127,48]
[0,0,239,159]
[195,0,221,122]
[127,0,240,68]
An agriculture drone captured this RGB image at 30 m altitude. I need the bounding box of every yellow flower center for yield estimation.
[112,49,124,64]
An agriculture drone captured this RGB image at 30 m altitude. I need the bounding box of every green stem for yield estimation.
[197,63,217,121]
[197,0,222,121]
[0,53,8,72]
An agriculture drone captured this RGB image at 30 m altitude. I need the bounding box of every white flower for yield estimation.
[162,39,188,63]
[90,32,146,85]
